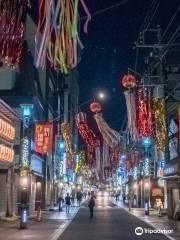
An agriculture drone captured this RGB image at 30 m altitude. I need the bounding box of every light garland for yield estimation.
[0,0,29,69]
[75,151,86,173]
[137,88,153,138]
[0,118,15,141]
[61,123,72,154]
[153,98,167,151]
[76,112,98,148]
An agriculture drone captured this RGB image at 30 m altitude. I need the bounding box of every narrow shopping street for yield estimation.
[58,196,170,240]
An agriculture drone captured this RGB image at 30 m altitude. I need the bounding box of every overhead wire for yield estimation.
[159,4,180,43]
[81,0,130,20]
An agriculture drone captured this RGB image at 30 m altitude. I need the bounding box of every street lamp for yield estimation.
[19,175,29,229]
[144,181,150,215]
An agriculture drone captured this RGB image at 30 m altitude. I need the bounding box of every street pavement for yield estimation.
[58,196,174,240]
[0,197,179,240]
[0,206,78,240]
[114,200,180,240]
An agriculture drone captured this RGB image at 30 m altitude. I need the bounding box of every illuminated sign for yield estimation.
[22,137,30,167]
[34,123,53,154]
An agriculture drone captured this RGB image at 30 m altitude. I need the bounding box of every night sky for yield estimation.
[78,0,180,131]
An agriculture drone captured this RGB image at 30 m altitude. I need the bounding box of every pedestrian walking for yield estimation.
[88,196,95,218]
[65,193,71,213]
[128,190,134,212]
[76,191,82,207]
[58,191,64,212]
[71,192,75,207]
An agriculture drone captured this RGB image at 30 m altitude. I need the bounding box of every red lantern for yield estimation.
[89,101,102,113]
[122,74,136,89]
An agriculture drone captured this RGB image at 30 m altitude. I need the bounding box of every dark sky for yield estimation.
[79,0,152,131]
[78,0,180,131]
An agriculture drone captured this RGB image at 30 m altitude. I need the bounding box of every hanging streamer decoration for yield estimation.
[35,0,91,73]
[137,88,153,138]
[94,113,120,148]
[153,98,167,151]
[124,90,138,142]
[0,0,29,69]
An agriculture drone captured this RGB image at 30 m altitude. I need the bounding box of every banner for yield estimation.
[35,123,53,154]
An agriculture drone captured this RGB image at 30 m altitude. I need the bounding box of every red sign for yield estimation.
[35,123,53,154]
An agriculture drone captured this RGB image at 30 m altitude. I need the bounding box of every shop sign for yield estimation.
[164,162,179,176]
[55,136,64,179]
[0,144,14,163]
[31,154,43,174]
[158,179,165,187]
[34,123,53,154]
[152,188,163,197]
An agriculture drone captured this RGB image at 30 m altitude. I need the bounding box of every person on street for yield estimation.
[71,192,75,207]
[65,193,71,213]
[58,191,64,212]
[76,191,82,207]
[128,189,134,212]
[88,196,95,218]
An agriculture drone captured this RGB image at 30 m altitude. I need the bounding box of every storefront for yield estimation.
[163,159,180,218]
[30,153,45,211]
[0,99,19,216]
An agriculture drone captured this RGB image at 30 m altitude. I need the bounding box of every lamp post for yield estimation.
[19,174,29,229]
[19,104,33,229]
[144,181,150,215]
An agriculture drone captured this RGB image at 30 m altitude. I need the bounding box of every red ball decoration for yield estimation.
[122,74,136,89]
[90,101,102,113]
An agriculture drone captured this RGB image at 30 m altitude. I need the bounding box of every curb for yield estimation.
[47,208,79,240]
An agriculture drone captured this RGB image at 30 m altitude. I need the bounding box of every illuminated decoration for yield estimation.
[0,118,15,141]
[122,74,136,89]
[34,123,53,154]
[75,151,86,173]
[94,113,120,148]
[20,104,33,128]
[153,98,167,151]
[35,0,91,74]
[0,0,29,69]
[63,153,67,175]
[90,101,102,113]
[76,112,98,148]
[143,158,150,176]
[55,136,65,179]
[133,166,138,180]
[21,137,30,167]
[142,137,152,148]
[61,123,72,154]
[0,144,14,162]
[137,88,153,138]
[124,90,138,142]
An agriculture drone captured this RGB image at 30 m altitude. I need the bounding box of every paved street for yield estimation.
[0,207,78,240]
[58,196,172,240]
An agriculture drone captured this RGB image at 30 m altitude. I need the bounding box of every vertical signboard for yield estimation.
[34,123,53,154]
